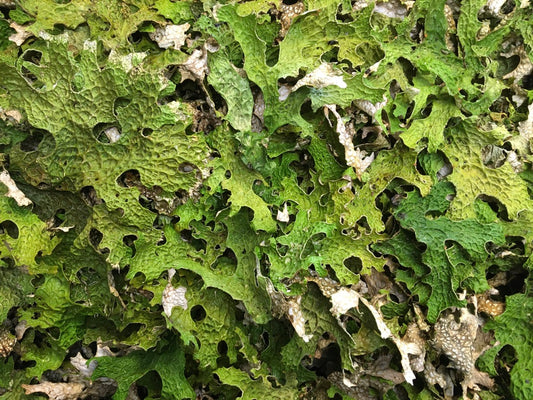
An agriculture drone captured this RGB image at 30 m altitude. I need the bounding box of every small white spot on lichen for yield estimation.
[292,63,347,92]
[149,24,190,50]
[0,170,32,206]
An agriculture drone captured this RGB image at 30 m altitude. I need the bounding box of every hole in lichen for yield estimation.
[336,3,354,22]
[305,342,342,377]
[22,49,42,65]
[477,194,510,221]
[211,248,237,274]
[21,50,44,89]
[113,97,132,116]
[174,79,205,101]
[116,169,141,188]
[80,186,104,206]
[416,149,453,179]
[343,256,362,274]
[217,340,228,355]
[156,232,166,246]
[51,208,66,228]
[123,235,137,257]
[141,128,153,137]
[119,323,142,339]
[128,30,143,44]
[89,228,103,248]
[190,305,206,322]
[20,130,44,152]
[0,220,19,239]
[92,123,122,144]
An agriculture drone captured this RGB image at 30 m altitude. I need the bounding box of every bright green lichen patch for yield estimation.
[1,0,532,399]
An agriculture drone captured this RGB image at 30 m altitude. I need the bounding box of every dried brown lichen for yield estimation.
[502,44,533,81]
[21,382,86,400]
[431,309,494,398]
[279,1,305,38]
[0,328,16,358]
[476,293,505,317]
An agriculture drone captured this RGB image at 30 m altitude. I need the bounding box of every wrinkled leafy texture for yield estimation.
[1,0,532,399]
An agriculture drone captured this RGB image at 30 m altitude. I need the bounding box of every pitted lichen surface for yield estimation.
[1,0,532,399]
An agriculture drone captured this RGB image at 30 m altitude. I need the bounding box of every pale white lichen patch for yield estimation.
[103,127,121,143]
[70,341,114,378]
[70,353,97,377]
[324,105,374,178]
[506,151,522,173]
[162,268,188,317]
[311,276,422,385]
[265,279,312,342]
[278,84,291,101]
[109,50,147,72]
[149,24,190,50]
[8,22,33,46]
[0,170,33,206]
[0,328,16,358]
[364,60,381,77]
[485,0,507,14]
[276,203,290,222]
[292,63,347,92]
[180,48,208,82]
[359,295,424,385]
[287,296,313,342]
[373,0,409,19]
[279,1,305,37]
[22,382,86,400]
[83,39,97,52]
[518,102,533,140]
[330,287,359,316]
[432,309,494,397]
[352,0,370,12]
[354,97,387,120]
[0,108,22,123]
[502,45,533,81]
